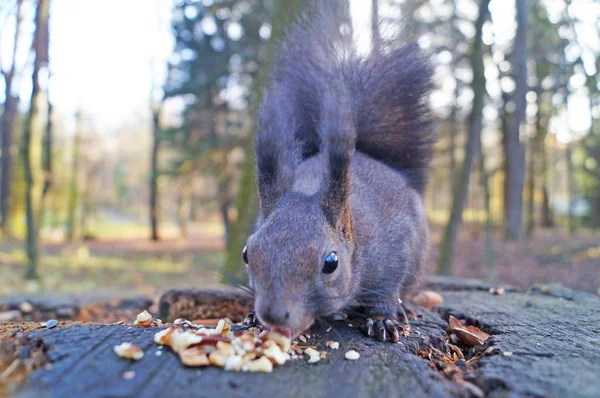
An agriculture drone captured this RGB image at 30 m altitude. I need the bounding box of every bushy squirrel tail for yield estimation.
[353,42,434,194]
[256,1,434,211]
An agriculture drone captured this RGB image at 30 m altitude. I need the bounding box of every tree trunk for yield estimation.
[525,139,535,238]
[223,0,310,282]
[526,88,542,238]
[149,106,161,241]
[0,0,24,234]
[448,0,460,186]
[527,21,543,238]
[16,282,600,398]
[41,100,53,225]
[478,141,496,282]
[448,91,459,188]
[79,154,92,239]
[176,183,190,240]
[189,195,200,222]
[540,137,553,227]
[66,111,82,243]
[22,0,50,279]
[565,143,576,235]
[503,0,528,241]
[220,201,231,243]
[223,138,259,281]
[0,94,18,234]
[437,0,490,276]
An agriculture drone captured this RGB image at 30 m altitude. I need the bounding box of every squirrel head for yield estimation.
[244,187,356,338]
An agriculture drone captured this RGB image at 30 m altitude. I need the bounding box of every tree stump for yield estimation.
[3,278,599,398]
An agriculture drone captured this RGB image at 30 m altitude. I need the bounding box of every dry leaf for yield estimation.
[448,316,490,347]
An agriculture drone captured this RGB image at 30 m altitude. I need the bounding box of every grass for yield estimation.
[0,244,226,298]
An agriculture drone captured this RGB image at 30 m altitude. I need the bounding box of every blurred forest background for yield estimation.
[0,0,599,302]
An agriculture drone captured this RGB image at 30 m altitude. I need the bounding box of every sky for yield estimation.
[1,0,173,133]
[0,0,598,141]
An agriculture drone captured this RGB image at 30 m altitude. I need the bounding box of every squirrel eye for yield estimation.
[242,246,249,264]
[322,252,338,274]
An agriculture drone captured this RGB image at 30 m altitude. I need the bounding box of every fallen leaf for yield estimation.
[448,316,490,347]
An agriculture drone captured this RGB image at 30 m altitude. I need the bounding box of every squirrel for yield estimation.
[242,2,434,342]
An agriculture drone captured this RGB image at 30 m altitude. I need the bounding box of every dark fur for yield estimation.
[246,1,433,335]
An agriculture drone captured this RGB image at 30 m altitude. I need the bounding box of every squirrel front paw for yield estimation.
[362,317,406,343]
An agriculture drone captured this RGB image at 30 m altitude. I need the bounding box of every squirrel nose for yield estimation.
[259,305,291,327]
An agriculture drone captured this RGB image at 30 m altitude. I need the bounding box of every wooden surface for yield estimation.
[7,279,600,398]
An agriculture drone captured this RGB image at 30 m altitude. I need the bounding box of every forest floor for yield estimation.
[0,224,598,303]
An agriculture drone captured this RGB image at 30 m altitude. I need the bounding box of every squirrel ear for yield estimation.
[319,87,355,238]
[255,85,301,219]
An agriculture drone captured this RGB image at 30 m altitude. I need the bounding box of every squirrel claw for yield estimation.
[365,318,375,337]
[384,319,400,343]
[243,311,259,327]
[363,318,402,343]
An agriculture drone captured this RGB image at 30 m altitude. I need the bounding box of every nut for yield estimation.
[267,331,291,353]
[209,350,229,368]
[489,287,506,295]
[155,317,298,372]
[236,332,256,352]
[114,343,144,361]
[122,370,136,380]
[215,319,231,335]
[179,347,209,367]
[258,330,270,341]
[304,347,320,363]
[412,291,444,309]
[224,355,243,372]
[19,301,34,313]
[344,350,360,360]
[260,340,288,366]
[134,310,153,327]
[243,356,273,373]
[325,340,339,349]
[154,328,174,345]
[170,330,203,353]
[216,341,235,356]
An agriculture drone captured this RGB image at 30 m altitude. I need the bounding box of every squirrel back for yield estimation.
[255,1,434,219]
